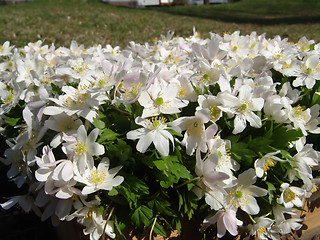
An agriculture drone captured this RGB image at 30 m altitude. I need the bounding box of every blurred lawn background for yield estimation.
[0,0,320,48]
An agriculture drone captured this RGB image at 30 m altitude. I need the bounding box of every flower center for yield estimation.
[187,119,203,137]
[155,97,164,106]
[263,157,276,171]
[284,188,296,203]
[209,105,221,121]
[74,141,87,155]
[145,116,167,130]
[292,105,306,121]
[257,228,267,237]
[90,170,106,185]
[235,190,243,198]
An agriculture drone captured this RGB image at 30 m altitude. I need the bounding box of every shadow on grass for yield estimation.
[146,3,320,25]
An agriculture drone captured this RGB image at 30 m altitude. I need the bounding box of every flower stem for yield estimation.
[149,215,158,240]
[174,176,201,188]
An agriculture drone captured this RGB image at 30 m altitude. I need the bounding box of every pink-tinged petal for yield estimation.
[206,123,218,140]
[224,209,242,236]
[61,161,74,182]
[136,132,155,153]
[203,172,229,190]
[217,215,227,238]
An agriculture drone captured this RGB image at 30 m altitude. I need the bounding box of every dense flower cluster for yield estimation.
[1,30,320,239]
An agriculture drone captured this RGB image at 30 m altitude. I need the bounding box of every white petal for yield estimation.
[224,210,240,236]
[241,195,260,215]
[90,142,105,156]
[35,168,52,182]
[88,128,99,142]
[246,112,262,128]
[136,132,154,153]
[154,133,170,156]
[233,115,246,134]
[82,186,97,195]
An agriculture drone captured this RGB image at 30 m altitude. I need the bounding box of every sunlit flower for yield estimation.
[201,209,243,238]
[74,157,123,195]
[62,125,105,174]
[127,116,174,156]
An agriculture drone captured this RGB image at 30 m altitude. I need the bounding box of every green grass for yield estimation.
[1,0,320,48]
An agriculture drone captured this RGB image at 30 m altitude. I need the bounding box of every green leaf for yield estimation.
[98,128,119,142]
[93,117,105,129]
[311,84,320,105]
[265,181,276,204]
[227,136,256,168]
[148,197,176,217]
[131,205,153,228]
[51,83,62,95]
[106,139,132,162]
[153,155,192,188]
[248,135,274,154]
[114,215,127,240]
[108,188,119,196]
[4,117,20,126]
[271,127,303,149]
[153,221,167,237]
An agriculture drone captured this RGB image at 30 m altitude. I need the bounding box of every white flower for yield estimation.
[43,85,108,123]
[44,113,83,148]
[247,215,276,240]
[254,151,286,179]
[224,168,268,215]
[62,125,105,174]
[277,183,305,208]
[126,116,174,156]
[292,55,320,89]
[201,209,243,238]
[272,205,303,235]
[219,85,264,134]
[138,79,188,118]
[170,109,211,155]
[74,157,124,195]
[0,41,14,56]
[197,95,223,122]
